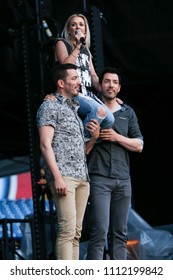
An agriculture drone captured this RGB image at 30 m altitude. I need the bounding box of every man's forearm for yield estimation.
[85,137,97,155]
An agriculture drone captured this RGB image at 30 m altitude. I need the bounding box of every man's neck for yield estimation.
[102,97,119,112]
[56,90,73,100]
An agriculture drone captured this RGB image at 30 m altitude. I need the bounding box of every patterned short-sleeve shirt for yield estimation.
[36,93,89,183]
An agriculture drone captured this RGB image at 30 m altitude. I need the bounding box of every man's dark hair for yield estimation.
[49,63,77,92]
[99,67,121,84]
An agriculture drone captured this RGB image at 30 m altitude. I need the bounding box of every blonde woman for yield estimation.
[53,13,115,140]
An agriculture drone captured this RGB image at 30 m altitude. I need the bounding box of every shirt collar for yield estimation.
[55,92,79,107]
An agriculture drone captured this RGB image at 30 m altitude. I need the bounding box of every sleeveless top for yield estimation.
[54,38,92,96]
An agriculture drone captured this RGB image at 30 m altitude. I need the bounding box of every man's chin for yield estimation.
[74,92,79,96]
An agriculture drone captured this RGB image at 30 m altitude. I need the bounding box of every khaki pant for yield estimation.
[49,176,90,260]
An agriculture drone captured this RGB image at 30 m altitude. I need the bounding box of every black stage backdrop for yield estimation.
[0,0,172,226]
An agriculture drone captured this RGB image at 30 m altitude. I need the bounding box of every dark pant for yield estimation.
[86,174,131,260]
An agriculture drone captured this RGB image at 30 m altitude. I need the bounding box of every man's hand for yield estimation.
[116,97,123,104]
[100,128,118,142]
[44,93,56,101]
[54,177,68,197]
[85,119,100,154]
[85,119,100,139]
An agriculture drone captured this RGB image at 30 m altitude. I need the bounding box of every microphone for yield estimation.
[75,29,86,45]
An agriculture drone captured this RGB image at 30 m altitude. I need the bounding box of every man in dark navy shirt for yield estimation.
[86,67,144,260]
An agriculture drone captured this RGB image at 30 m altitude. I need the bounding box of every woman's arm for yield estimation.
[89,56,100,92]
[54,40,81,64]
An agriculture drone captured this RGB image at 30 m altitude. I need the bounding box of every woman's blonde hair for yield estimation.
[61,13,91,48]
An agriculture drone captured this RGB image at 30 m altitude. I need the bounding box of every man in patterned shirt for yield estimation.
[36,63,99,260]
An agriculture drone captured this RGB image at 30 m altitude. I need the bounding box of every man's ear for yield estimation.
[118,84,121,93]
[57,79,64,89]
